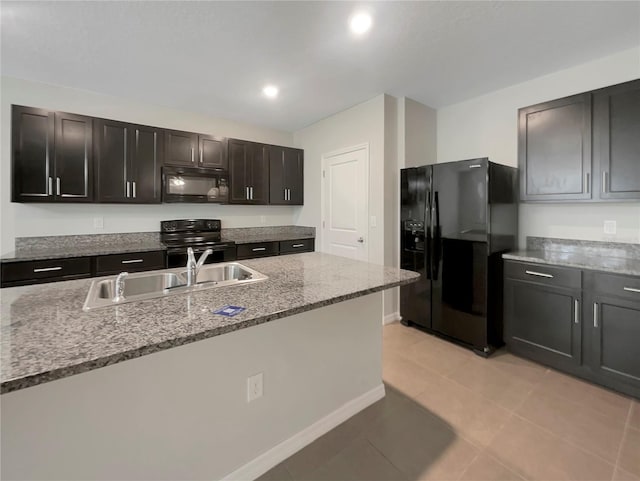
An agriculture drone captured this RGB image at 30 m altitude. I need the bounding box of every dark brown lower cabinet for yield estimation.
[95,251,166,275]
[1,258,92,288]
[504,260,640,398]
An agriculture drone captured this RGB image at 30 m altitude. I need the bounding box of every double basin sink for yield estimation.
[83,262,267,310]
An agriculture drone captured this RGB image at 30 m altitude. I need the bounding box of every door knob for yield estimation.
[357,237,364,243]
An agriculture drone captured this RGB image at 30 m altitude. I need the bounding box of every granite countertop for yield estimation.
[1,242,167,263]
[0,252,419,393]
[222,232,315,244]
[503,250,640,276]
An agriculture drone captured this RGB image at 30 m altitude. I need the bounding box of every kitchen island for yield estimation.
[1,252,418,480]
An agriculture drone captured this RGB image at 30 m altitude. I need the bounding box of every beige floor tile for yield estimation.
[365,399,478,481]
[484,350,548,385]
[383,323,427,352]
[255,461,293,481]
[413,374,511,447]
[390,334,474,377]
[382,349,441,399]
[614,467,640,481]
[284,419,361,478]
[445,358,537,412]
[344,385,414,433]
[629,401,640,430]
[458,452,526,481]
[302,436,407,481]
[487,415,614,481]
[515,389,626,463]
[534,369,631,423]
[619,427,640,478]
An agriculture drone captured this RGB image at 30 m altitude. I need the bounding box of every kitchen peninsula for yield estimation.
[1,252,418,481]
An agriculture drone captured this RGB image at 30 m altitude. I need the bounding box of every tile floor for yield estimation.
[258,322,640,481]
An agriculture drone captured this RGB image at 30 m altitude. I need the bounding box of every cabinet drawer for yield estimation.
[586,271,640,301]
[504,261,581,289]
[279,238,314,254]
[236,242,278,259]
[1,257,92,287]
[95,250,166,275]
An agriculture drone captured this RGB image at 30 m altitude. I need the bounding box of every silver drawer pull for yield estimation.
[469,164,482,169]
[121,259,144,264]
[252,247,266,252]
[623,287,640,293]
[593,302,598,328]
[292,244,305,248]
[525,270,554,278]
[574,299,579,324]
[33,266,62,273]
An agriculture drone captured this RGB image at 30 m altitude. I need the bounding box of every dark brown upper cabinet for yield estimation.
[228,139,269,204]
[518,93,592,202]
[593,79,640,200]
[164,130,227,170]
[268,146,304,205]
[95,119,163,203]
[12,106,93,203]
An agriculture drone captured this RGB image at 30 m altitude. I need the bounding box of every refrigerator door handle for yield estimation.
[432,192,441,281]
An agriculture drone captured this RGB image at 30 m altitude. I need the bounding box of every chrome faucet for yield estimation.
[114,272,128,302]
[186,247,213,286]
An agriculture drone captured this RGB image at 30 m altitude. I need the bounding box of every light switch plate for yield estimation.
[370,216,377,228]
[247,372,263,402]
[604,220,616,235]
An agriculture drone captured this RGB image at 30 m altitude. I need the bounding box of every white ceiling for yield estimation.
[1,1,639,132]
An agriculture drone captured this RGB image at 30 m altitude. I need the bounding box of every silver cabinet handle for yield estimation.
[624,287,640,293]
[48,177,53,196]
[574,299,579,324]
[525,270,554,278]
[252,247,266,252]
[469,164,482,169]
[287,188,291,201]
[126,181,131,198]
[56,177,61,195]
[33,266,62,273]
[593,302,598,328]
[250,186,254,200]
[585,172,590,194]
[602,171,607,193]
[284,188,287,201]
[132,181,136,198]
[199,148,203,164]
[357,237,364,243]
[292,243,305,248]
[191,147,195,164]
[121,259,143,264]
[245,187,249,199]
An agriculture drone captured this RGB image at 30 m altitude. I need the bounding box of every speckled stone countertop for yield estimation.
[0,252,418,393]
[1,233,166,263]
[221,226,315,244]
[503,237,640,276]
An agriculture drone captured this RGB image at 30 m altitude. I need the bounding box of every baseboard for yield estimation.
[222,383,386,481]
[383,311,401,325]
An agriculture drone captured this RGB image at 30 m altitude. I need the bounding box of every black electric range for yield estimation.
[160,219,236,268]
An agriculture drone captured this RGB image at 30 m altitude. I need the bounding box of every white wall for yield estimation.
[2,293,384,481]
[0,76,298,254]
[384,95,400,319]
[399,97,437,168]
[437,47,640,246]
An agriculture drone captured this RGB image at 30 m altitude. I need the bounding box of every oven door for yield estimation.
[163,167,229,203]
[166,244,237,268]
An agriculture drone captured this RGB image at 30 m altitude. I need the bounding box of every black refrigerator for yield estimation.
[400,158,518,355]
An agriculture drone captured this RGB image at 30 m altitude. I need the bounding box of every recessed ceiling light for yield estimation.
[263,85,278,99]
[349,12,372,35]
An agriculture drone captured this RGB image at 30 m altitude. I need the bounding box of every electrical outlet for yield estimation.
[604,220,616,235]
[93,217,104,230]
[247,372,263,403]
[370,216,377,228]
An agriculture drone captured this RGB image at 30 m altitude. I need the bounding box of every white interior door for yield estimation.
[322,144,369,261]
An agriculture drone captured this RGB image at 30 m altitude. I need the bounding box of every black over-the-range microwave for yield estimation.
[162,166,230,203]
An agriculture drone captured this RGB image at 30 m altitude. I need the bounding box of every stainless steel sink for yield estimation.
[83,262,267,310]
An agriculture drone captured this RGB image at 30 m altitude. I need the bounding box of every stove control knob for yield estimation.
[166,221,177,231]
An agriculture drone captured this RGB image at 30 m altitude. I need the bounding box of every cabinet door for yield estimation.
[518,94,592,201]
[593,79,640,200]
[198,135,228,170]
[130,124,163,203]
[504,279,582,369]
[12,105,55,202]
[248,144,269,204]
[164,129,198,167]
[268,145,286,204]
[95,119,128,202]
[54,112,93,202]
[588,295,640,386]
[286,148,304,205]
[228,139,250,203]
